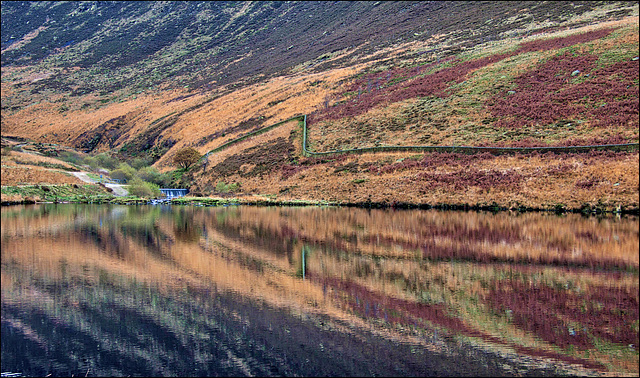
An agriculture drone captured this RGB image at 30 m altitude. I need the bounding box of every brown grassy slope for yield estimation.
[1,12,638,210]
[0,141,107,203]
[189,119,638,211]
[0,148,83,186]
[0,63,362,169]
[182,17,639,211]
[1,9,635,160]
[307,19,639,150]
[0,166,81,186]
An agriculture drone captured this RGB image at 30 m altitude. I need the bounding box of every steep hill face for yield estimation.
[4,1,631,93]
[1,1,638,210]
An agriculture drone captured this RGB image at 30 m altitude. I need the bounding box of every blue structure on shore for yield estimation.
[160,188,188,198]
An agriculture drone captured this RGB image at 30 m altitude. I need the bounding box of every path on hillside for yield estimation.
[71,172,128,196]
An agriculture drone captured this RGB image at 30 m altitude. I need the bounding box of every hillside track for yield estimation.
[70,171,128,196]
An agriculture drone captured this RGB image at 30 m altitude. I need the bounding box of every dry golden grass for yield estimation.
[193,122,638,210]
[1,89,200,148]
[155,66,365,170]
[3,150,77,169]
[1,16,466,170]
[2,15,636,153]
[0,166,82,186]
[0,192,31,203]
[1,61,363,173]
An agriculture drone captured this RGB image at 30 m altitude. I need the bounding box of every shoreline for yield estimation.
[2,193,638,216]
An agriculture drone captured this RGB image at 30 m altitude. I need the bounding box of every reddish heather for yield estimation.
[516,28,615,54]
[309,52,512,125]
[281,163,309,179]
[487,280,639,349]
[311,273,605,370]
[308,28,620,129]
[489,53,639,129]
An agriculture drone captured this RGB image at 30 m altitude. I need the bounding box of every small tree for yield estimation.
[127,177,161,197]
[95,152,118,170]
[137,166,171,187]
[110,162,136,182]
[173,147,202,170]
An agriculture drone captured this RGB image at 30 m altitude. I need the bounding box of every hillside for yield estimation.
[1,1,638,211]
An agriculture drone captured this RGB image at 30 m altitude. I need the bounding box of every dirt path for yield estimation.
[104,183,129,196]
[70,172,128,196]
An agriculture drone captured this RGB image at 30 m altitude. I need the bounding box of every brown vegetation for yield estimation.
[1,166,81,186]
[1,8,638,211]
[190,118,638,212]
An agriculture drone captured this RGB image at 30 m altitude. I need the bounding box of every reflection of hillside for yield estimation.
[186,206,639,371]
[1,204,638,375]
[214,206,639,269]
[6,206,543,376]
[3,266,434,377]
[204,206,298,264]
[5,265,553,377]
[306,273,612,371]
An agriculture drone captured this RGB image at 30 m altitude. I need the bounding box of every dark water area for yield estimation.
[1,204,638,377]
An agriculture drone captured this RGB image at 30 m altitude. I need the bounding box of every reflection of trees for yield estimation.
[172,207,201,243]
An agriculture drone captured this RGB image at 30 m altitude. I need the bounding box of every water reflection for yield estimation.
[1,204,638,376]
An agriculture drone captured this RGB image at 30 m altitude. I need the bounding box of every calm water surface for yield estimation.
[1,204,638,377]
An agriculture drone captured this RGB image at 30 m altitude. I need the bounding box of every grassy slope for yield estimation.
[186,17,639,212]
[1,2,638,211]
[0,138,115,204]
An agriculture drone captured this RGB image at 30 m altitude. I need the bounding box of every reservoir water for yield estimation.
[1,204,638,376]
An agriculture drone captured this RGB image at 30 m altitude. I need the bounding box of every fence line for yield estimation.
[203,114,638,160]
